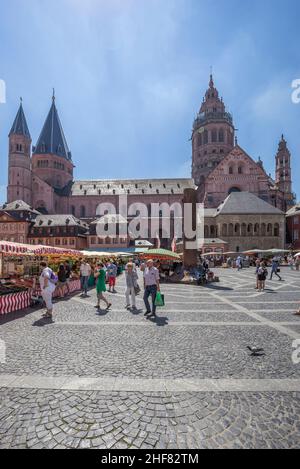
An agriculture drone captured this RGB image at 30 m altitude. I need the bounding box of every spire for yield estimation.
[9,100,31,139]
[209,73,214,88]
[33,94,72,160]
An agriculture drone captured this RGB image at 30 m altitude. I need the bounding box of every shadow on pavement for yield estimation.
[205,285,234,291]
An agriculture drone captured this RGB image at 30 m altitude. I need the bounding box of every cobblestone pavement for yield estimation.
[0,268,300,449]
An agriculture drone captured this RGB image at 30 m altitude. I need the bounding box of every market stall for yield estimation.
[0,241,84,315]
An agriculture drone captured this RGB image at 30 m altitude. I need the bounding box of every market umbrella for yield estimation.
[140,248,181,261]
[295,252,300,257]
[202,252,222,256]
[242,249,265,255]
[264,249,291,254]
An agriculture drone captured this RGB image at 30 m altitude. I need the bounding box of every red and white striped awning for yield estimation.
[0,241,29,254]
[0,241,82,257]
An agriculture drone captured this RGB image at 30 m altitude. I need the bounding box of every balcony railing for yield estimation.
[193,111,233,129]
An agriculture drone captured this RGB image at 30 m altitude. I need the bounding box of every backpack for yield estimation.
[49,270,58,285]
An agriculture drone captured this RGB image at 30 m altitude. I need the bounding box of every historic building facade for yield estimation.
[192,76,295,211]
[203,192,285,253]
[4,75,297,250]
[286,204,300,250]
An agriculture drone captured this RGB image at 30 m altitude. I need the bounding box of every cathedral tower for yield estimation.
[192,75,235,186]
[7,100,32,205]
[32,94,74,191]
[275,135,295,209]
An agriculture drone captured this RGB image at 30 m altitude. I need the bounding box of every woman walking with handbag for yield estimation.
[125,262,139,311]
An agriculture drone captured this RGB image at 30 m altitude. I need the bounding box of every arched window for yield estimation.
[198,134,202,146]
[229,166,233,175]
[261,223,266,236]
[228,187,241,194]
[71,206,75,216]
[219,129,224,142]
[228,224,234,236]
[241,223,247,236]
[235,224,240,236]
[203,130,208,145]
[274,223,280,237]
[204,225,209,238]
[238,166,243,174]
[222,224,227,237]
[80,206,86,218]
[267,223,272,236]
[211,129,217,143]
[254,223,259,235]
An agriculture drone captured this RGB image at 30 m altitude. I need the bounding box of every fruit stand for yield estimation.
[0,241,83,315]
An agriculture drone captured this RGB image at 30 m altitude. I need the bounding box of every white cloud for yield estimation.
[251,80,291,120]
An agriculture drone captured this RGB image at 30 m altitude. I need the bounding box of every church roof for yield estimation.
[32,214,89,229]
[33,96,72,160]
[71,178,195,196]
[1,200,40,214]
[217,192,283,215]
[286,204,300,217]
[9,102,31,139]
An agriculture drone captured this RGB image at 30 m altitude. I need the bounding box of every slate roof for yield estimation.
[217,192,283,215]
[9,103,31,139]
[1,200,40,214]
[71,179,195,196]
[33,97,72,160]
[286,205,300,217]
[32,214,89,229]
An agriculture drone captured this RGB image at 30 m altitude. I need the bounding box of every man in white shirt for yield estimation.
[143,259,160,319]
[80,260,92,297]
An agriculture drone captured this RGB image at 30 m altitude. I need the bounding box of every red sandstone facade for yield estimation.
[5,76,297,248]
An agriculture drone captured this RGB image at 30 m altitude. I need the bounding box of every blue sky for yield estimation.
[0,0,300,203]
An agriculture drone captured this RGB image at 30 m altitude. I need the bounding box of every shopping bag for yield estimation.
[155,291,165,307]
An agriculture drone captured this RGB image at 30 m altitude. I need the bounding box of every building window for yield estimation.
[294,230,299,241]
[80,206,86,218]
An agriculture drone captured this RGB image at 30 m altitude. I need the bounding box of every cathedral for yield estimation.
[6,75,295,222]
[192,75,295,210]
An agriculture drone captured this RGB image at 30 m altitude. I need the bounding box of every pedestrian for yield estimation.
[107,260,118,293]
[64,260,71,296]
[80,259,92,296]
[295,256,300,272]
[257,262,268,292]
[254,258,261,289]
[143,259,160,319]
[287,255,294,270]
[94,262,111,310]
[57,263,67,298]
[236,256,242,271]
[39,261,57,319]
[125,262,138,310]
[270,256,282,281]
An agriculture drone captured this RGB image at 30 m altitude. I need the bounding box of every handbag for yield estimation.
[155,291,165,307]
[134,284,141,295]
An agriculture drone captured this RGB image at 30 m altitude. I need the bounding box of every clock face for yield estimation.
[198,127,205,134]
